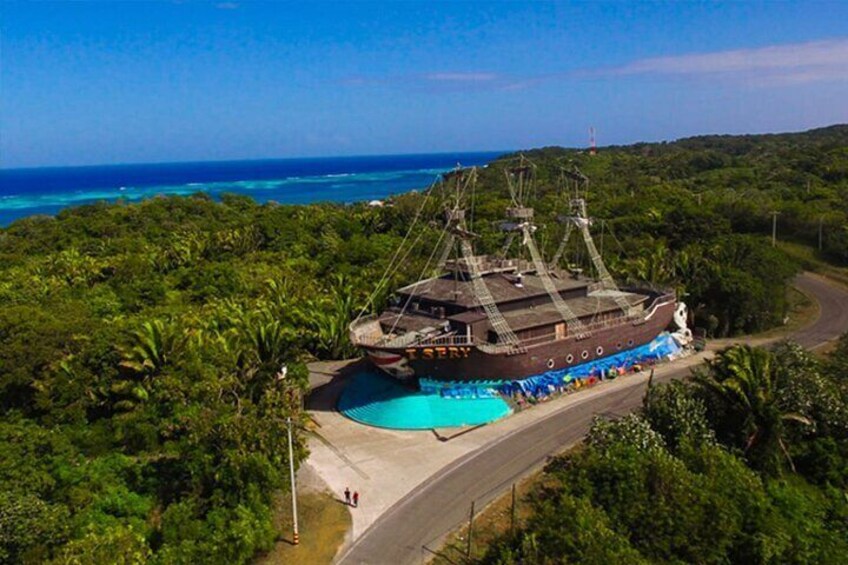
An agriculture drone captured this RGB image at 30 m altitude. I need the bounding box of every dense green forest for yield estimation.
[1,125,846,563]
[483,340,848,564]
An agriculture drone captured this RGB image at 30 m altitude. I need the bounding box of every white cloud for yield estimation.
[340,39,848,93]
[339,71,519,91]
[424,72,500,82]
[607,38,848,86]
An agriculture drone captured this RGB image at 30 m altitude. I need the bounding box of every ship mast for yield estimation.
[439,167,525,354]
[553,165,635,316]
[501,157,590,338]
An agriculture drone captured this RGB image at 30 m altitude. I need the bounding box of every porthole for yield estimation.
[566,354,574,364]
[546,358,555,369]
[616,342,623,350]
[596,346,604,356]
[627,339,634,347]
[581,350,589,360]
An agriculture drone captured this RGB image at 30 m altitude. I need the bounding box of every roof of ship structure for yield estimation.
[497,292,646,331]
[447,290,644,325]
[397,270,591,309]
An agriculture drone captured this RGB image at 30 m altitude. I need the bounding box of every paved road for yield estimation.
[339,273,848,565]
[791,274,848,349]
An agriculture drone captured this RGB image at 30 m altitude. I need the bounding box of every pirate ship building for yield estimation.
[350,161,678,382]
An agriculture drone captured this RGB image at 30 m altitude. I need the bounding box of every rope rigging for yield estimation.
[356,157,637,352]
[387,168,473,330]
[550,162,634,316]
[503,159,590,337]
[381,166,519,346]
[353,172,440,323]
[521,222,590,338]
[396,165,526,352]
[458,238,524,353]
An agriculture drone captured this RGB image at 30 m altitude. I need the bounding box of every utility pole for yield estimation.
[510,483,517,537]
[466,500,475,558]
[818,216,824,251]
[287,416,299,546]
[645,368,655,412]
[279,364,299,546]
[771,211,780,248]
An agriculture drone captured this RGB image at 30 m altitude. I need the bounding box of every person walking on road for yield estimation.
[344,487,351,506]
[353,491,359,508]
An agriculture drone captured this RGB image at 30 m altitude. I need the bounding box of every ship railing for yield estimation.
[639,291,676,309]
[581,314,642,333]
[359,333,475,348]
[348,315,387,346]
[515,313,655,348]
[412,334,476,347]
[349,316,476,348]
[383,333,424,348]
[621,283,676,297]
[353,335,385,346]
[641,293,677,321]
[517,332,559,347]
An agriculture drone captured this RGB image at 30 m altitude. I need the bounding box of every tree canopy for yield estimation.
[1,125,846,562]
[484,340,848,565]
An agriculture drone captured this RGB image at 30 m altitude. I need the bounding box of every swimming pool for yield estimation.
[338,369,512,430]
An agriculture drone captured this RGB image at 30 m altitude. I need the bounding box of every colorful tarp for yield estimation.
[339,333,683,430]
[420,332,683,399]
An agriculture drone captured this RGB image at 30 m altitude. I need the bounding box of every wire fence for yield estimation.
[418,453,553,564]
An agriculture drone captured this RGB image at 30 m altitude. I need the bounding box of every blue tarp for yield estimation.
[419,332,682,399]
[419,378,504,398]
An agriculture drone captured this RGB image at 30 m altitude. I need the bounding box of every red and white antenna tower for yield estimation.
[589,126,597,156]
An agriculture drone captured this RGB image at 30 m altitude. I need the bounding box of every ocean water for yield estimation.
[0,151,504,226]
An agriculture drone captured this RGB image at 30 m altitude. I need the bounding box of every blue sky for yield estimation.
[2,1,847,168]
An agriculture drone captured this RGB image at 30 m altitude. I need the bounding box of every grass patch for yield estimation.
[256,490,351,565]
[779,241,848,288]
[755,284,819,340]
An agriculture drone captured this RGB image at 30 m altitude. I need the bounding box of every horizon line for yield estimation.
[0,148,514,173]
[4,122,847,172]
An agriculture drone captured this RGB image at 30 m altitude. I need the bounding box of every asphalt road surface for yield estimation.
[339,273,848,565]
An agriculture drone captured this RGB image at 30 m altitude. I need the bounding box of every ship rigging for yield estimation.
[350,157,679,382]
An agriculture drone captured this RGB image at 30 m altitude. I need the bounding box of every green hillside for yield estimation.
[1,125,846,563]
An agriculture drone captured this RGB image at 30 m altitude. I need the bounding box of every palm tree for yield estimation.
[244,316,294,367]
[114,319,186,411]
[696,344,811,474]
[119,319,185,375]
[623,242,675,286]
[213,226,261,256]
[156,230,208,271]
[296,275,360,360]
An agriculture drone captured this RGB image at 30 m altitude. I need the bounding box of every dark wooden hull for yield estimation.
[361,298,677,382]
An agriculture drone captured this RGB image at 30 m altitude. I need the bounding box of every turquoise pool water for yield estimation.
[339,369,512,430]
